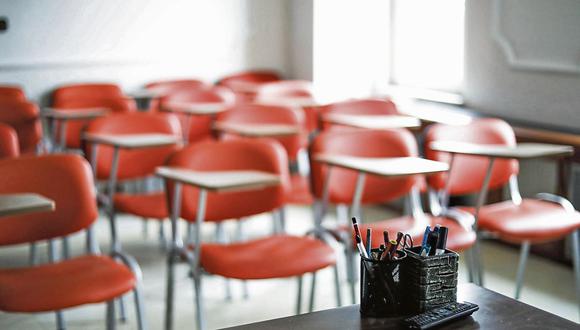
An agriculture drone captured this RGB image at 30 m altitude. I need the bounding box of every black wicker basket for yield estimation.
[401,246,459,313]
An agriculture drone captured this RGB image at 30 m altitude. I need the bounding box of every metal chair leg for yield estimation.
[56,311,66,330]
[159,222,167,251]
[333,264,342,307]
[29,242,38,265]
[133,286,147,330]
[165,250,177,330]
[117,295,127,323]
[465,248,475,283]
[308,272,317,312]
[514,241,531,300]
[141,219,149,239]
[193,272,205,330]
[242,280,249,300]
[106,300,116,330]
[279,207,286,233]
[296,276,303,315]
[570,229,580,317]
[473,236,484,286]
[62,237,70,259]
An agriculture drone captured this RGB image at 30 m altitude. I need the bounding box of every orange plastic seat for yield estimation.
[200,235,335,280]
[319,98,399,131]
[0,255,135,312]
[287,174,314,205]
[462,200,580,243]
[0,123,19,158]
[52,83,136,149]
[113,192,168,220]
[146,79,209,95]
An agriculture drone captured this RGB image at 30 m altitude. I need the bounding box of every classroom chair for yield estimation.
[162,139,339,330]
[0,154,146,330]
[424,118,580,301]
[85,112,182,250]
[0,101,42,154]
[146,79,209,95]
[51,83,136,149]
[319,98,399,131]
[255,80,319,134]
[216,69,281,103]
[309,129,477,304]
[0,122,19,158]
[217,103,313,207]
[158,86,235,144]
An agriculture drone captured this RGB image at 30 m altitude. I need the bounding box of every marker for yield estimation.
[435,227,448,255]
[427,230,439,256]
[395,232,403,250]
[420,226,431,256]
[351,217,369,259]
[365,228,372,257]
[383,231,389,247]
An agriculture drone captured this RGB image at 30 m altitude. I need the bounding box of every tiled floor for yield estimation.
[0,205,578,329]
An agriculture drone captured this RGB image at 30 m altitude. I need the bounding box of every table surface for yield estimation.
[214,122,301,137]
[429,141,574,159]
[322,113,421,130]
[0,193,55,217]
[42,107,109,120]
[155,167,281,192]
[223,283,578,330]
[397,103,473,126]
[314,154,449,177]
[162,101,231,115]
[83,133,180,149]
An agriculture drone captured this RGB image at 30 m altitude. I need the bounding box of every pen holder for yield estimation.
[360,249,407,317]
[401,246,459,313]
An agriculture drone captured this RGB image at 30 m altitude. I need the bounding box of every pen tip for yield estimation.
[351,217,357,224]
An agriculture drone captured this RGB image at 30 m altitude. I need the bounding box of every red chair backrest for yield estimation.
[0,101,42,154]
[309,129,420,205]
[256,80,313,99]
[0,86,26,103]
[52,83,136,148]
[160,86,235,143]
[166,139,290,222]
[85,112,182,181]
[218,103,306,161]
[0,154,98,246]
[424,118,519,195]
[319,99,399,130]
[0,123,19,158]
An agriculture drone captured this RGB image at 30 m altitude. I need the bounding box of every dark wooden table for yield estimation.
[222,284,578,329]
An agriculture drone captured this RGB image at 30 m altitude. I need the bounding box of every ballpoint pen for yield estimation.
[420,226,431,256]
[351,217,369,259]
[435,227,448,255]
[365,228,372,257]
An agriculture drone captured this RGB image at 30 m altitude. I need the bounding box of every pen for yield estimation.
[351,217,369,259]
[383,230,389,247]
[387,239,398,260]
[427,230,439,256]
[435,227,448,255]
[395,232,403,249]
[365,228,372,257]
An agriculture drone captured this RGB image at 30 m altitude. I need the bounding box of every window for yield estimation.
[313,0,465,100]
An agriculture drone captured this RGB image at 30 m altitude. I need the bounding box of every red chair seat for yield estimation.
[199,235,336,280]
[0,255,135,313]
[286,174,314,205]
[464,199,580,243]
[347,215,476,252]
[113,192,168,220]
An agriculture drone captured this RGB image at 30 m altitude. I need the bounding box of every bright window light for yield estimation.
[391,0,465,92]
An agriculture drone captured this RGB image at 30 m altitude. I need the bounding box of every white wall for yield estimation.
[0,0,291,104]
[288,0,313,80]
[464,0,580,130]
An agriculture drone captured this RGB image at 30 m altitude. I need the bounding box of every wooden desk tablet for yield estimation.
[314,155,449,178]
[222,283,578,330]
[0,193,55,217]
[156,167,280,192]
[42,107,109,120]
[322,114,421,130]
[259,96,320,108]
[214,122,301,137]
[429,141,574,159]
[83,133,180,149]
[398,103,473,126]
